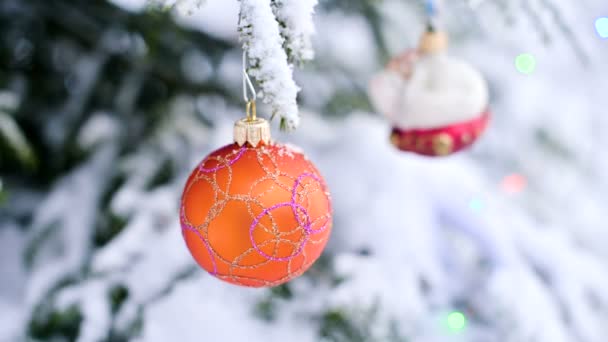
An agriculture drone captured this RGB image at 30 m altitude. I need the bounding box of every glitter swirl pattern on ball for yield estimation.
[180,143,332,287]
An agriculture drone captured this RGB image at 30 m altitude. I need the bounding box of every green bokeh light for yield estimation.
[447,311,467,332]
[515,54,536,74]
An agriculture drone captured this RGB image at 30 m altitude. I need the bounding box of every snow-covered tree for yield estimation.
[1,0,608,341]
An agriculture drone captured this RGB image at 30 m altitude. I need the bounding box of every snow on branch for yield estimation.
[146,0,206,14]
[147,0,318,129]
[238,0,301,130]
[271,0,318,64]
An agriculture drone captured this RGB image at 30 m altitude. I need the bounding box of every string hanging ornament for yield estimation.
[179,52,333,288]
[369,0,491,157]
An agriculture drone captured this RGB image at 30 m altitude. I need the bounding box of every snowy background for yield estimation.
[1,0,608,341]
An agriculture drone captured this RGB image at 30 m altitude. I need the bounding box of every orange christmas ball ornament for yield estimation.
[180,114,332,288]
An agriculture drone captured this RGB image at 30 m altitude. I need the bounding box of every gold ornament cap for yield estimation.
[234,117,271,147]
[418,30,448,54]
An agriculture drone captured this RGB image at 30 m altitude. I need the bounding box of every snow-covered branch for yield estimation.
[146,0,319,130]
[271,0,318,64]
[146,0,206,14]
[238,0,301,130]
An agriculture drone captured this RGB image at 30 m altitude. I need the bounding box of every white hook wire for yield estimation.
[242,50,257,103]
[425,0,440,30]
[425,0,437,17]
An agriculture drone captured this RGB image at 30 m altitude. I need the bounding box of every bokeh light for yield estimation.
[447,311,467,332]
[469,198,484,212]
[501,173,527,194]
[515,53,536,74]
[596,17,608,38]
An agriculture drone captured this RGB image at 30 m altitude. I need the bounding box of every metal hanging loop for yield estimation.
[246,99,257,121]
[242,50,258,121]
[234,49,270,147]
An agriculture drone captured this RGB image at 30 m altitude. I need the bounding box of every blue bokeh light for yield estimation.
[595,17,608,38]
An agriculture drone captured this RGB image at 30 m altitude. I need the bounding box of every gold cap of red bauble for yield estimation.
[418,30,448,55]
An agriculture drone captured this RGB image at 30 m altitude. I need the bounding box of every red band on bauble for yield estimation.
[390,110,491,157]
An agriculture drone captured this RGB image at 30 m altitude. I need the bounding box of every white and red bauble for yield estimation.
[369,30,490,157]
